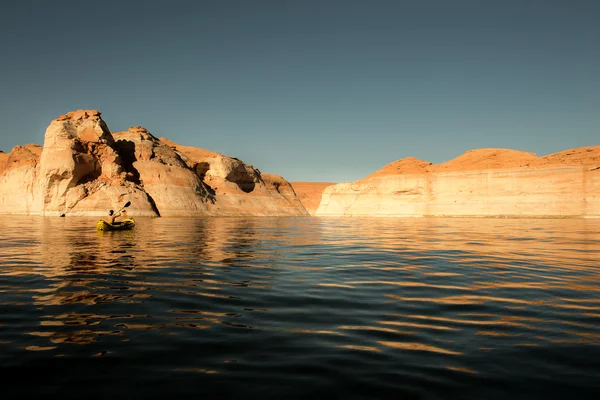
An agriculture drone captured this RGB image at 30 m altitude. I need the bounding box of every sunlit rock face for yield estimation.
[161,139,308,216]
[32,110,155,216]
[111,127,212,217]
[316,148,600,218]
[0,110,308,217]
[0,144,42,214]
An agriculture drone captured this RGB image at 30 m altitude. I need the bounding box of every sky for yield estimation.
[0,0,598,182]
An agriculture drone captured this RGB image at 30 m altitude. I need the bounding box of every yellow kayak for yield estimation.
[96,218,135,231]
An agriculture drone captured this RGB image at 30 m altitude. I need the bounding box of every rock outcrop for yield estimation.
[0,110,308,217]
[290,182,336,215]
[0,144,43,214]
[316,147,600,218]
[160,138,308,216]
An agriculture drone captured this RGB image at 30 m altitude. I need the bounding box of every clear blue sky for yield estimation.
[1,0,598,182]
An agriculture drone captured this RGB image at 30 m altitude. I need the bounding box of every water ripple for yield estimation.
[1,216,599,398]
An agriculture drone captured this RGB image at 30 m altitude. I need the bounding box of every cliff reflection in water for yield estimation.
[0,216,599,398]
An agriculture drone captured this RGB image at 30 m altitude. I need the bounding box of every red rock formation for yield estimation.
[0,110,308,217]
[317,147,600,218]
[0,144,43,214]
[0,144,42,176]
[362,147,600,178]
[432,148,541,172]
[540,146,600,167]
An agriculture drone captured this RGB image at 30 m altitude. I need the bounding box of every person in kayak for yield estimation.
[108,209,127,225]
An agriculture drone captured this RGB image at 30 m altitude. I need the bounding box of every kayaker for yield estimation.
[108,210,117,224]
[108,209,126,225]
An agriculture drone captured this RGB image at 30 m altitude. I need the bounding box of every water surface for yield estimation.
[1,216,599,399]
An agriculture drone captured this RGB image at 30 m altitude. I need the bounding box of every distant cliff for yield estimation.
[290,182,336,215]
[0,110,308,217]
[316,148,600,218]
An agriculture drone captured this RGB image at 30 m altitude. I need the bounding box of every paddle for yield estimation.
[110,201,131,225]
[115,201,131,218]
[118,201,131,213]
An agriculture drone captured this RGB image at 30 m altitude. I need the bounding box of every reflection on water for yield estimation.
[1,216,599,398]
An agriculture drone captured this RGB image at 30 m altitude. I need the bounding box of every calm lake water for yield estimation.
[1,216,599,399]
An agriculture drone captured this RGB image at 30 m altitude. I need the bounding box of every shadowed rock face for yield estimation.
[0,110,309,217]
[316,147,600,218]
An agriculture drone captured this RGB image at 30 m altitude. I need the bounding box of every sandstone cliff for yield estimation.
[290,182,336,215]
[160,138,308,216]
[316,147,600,218]
[0,110,308,217]
[0,144,43,214]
